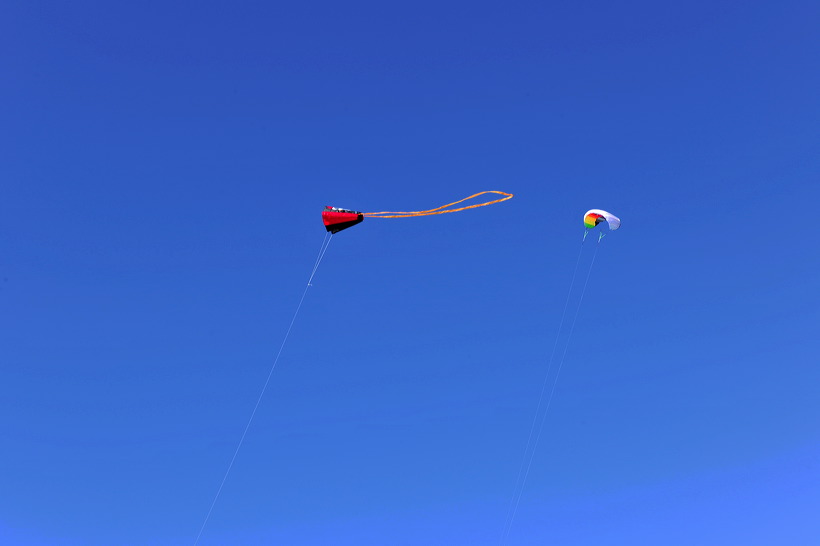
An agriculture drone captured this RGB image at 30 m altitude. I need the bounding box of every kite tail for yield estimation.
[362,191,513,218]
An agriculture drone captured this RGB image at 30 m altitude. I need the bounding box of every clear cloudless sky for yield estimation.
[2,0,819,544]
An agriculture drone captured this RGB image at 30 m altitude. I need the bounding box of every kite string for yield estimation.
[309,232,333,284]
[362,191,513,218]
[194,232,333,546]
[502,236,601,544]
[500,240,585,542]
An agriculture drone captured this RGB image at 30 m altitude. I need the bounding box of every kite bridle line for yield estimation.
[194,232,333,546]
[362,191,513,218]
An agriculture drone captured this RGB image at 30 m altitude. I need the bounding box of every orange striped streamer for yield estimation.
[362,191,513,219]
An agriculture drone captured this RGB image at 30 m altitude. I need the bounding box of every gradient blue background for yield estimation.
[2,1,819,544]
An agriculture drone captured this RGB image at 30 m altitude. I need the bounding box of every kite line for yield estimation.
[500,238,585,542]
[194,232,334,545]
[501,235,602,544]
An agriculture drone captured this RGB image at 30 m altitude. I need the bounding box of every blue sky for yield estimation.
[2,0,819,544]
